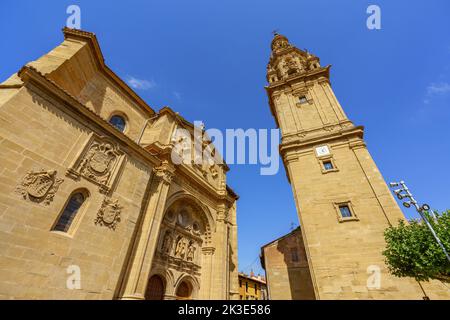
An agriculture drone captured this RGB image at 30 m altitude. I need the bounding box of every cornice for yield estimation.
[0,84,23,89]
[279,126,365,157]
[173,163,238,205]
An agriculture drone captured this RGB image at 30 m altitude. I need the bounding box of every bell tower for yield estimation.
[265,33,448,299]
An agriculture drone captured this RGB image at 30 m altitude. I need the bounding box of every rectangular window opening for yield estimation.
[323,160,334,171]
[339,205,352,218]
[299,96,308,104]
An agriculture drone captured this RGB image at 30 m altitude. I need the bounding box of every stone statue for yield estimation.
[161,231,173,254]
[175,237,186,258]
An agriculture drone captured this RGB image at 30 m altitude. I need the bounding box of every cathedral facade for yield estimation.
[265,33,450,299]
[0,28,239,300]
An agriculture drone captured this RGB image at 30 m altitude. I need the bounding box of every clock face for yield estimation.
[315,146,330,157]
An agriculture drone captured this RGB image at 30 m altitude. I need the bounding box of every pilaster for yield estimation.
[119,161,175,300]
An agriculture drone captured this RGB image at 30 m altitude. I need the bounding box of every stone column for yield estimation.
[228,203,240,300]
[199,247,215,299]
[210,204,229,299]
[119,161,175,300]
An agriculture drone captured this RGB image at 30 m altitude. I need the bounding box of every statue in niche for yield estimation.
[161,231,173,254]
[175,237,186,259]
[187,241,196,262]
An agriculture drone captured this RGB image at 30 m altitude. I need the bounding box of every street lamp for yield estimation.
[389,180,450,263]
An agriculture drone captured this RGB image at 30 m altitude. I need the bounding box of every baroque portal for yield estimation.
[146,198,210,300]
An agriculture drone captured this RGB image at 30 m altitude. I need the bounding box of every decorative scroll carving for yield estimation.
[323,125,337,132]
[153,160,175,185]
[95,197,122,230]
[16,169,63,205]
[67,134,125,194]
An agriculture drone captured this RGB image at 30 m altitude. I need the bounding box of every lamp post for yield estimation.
[389,180,450,263]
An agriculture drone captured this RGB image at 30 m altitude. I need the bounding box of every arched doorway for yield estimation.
[175,281,192,300]
[145,275,165,300]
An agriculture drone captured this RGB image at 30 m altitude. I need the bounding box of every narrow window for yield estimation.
[255,283,257,294]
[291,247,299,262]
[323,160,334,171]
[246,282,248,292]
[53,192,86,232]
[339,205,352,218]
[239,279,242,287]
[109,115,126,132]
[299,96,308,104]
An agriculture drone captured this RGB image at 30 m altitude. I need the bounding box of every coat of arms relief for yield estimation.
[16,170,64,205]
[67,134,125,194]
[95,197,122,230]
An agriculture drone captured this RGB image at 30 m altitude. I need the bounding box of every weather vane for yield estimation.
[272,29,279,36]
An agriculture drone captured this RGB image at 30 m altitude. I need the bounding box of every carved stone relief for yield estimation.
[67,134,125,193]
[157,200,208,270]
[16,169,63,205]
[186,240,196,262]
[95,197,122,230]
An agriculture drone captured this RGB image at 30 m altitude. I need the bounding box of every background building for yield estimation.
[0,28,239,300]
[260,227,315,300]
[238,272,267,300]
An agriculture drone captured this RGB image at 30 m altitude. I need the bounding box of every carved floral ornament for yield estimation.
[153,160,175,184]
[16,169,64,205]
[95,197,122,230]
[67,134,125,193]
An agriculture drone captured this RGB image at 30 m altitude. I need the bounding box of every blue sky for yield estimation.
[1,1,450,275]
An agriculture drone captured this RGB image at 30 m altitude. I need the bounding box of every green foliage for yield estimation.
[383,210,450,282]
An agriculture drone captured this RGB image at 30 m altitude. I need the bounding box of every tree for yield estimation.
[383,210,450,283]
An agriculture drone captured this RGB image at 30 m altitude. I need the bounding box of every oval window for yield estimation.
[109,115,126,132]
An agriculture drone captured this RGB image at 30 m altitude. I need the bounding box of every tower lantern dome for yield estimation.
[271,33,290,52]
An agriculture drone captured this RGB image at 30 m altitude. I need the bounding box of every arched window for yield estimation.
[53,191,87,232]
[109,115,126,132]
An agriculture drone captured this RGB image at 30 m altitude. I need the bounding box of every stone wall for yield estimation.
[0,84,153,299]
[262,228,315,300]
